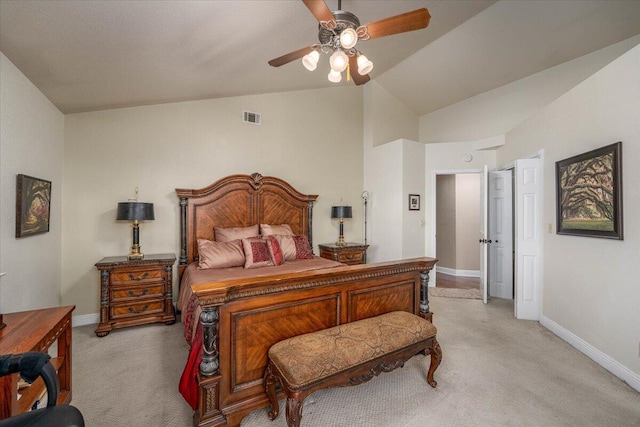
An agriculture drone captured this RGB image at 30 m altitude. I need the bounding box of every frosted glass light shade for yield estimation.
[302,50,320,71]
[329,50,348,72]
[339,28,358,49]
[357,54,373,75]
[328,69,342,83]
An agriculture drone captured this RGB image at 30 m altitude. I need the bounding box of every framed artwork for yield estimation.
[409,194,420,211]
[15,174,52,238]
[555,142,622,239]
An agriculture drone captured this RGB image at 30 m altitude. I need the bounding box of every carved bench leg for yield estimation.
[286,394,304,427]
[426,337,442,388]
[264,362,280,421]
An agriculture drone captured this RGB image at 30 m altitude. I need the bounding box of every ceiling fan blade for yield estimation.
[349,56,370,86]
[268,46,315,67]
[357,8,431,40]
[301,0,336,27]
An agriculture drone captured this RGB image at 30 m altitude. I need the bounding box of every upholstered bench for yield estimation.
[263,311,442,427]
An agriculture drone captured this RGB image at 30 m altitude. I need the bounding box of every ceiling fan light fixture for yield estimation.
[329,50,349,72]
[328,69,342,83]
[302,50,320,71]
[339,28,358,49]
[357,54,374,75]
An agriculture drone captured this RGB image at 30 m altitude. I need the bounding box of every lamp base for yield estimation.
[127,244,144,260]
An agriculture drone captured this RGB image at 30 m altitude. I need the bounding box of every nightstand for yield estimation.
[318,243,369,265]
[94,253,176,337]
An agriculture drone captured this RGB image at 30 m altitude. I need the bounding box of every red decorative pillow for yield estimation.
[292,235,314,259]
[274,235,314,260]
[266,235,284,266]
[197,239,245,269]
[241,237,275,269]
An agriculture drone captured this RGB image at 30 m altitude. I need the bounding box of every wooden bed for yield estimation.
[175,173,437,427]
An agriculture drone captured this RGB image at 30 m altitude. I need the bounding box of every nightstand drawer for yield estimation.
[111,283,165,302]
[112,269,164,284]
[111,299,164,319]
[337,250,363,263]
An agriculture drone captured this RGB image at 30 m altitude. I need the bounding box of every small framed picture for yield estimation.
[408,194,420,211]
[16,174,52,238]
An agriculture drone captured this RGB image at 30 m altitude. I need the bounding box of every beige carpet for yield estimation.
[429,286,482,299]
[71,297,640,427]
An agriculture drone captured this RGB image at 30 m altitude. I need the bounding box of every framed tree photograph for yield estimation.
[15,174,52,238]
[409,194,420,211]
[555,142,622,239]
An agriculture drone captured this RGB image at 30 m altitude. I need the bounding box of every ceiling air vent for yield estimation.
[242,110,261,125]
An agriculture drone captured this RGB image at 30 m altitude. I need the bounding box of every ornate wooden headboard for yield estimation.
[175,173,318,277]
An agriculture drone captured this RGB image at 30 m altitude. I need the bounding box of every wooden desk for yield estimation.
[0,305,75,419]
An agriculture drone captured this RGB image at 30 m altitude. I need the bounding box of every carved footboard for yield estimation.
[190,257,436,427]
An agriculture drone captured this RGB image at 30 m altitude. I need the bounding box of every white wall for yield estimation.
[0,53,65,313]
[367,82,418,147]
[363,82,422,263]
[402,140,426,258]
[498,44,640,382]
[366,140,403,262]
[63,86,364,316]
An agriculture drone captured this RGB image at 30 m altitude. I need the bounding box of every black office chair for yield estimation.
[0,352,84,427]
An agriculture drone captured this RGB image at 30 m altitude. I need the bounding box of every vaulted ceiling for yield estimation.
[1,0,639,116]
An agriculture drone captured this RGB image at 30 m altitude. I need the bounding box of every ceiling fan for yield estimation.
[268,0,431,85]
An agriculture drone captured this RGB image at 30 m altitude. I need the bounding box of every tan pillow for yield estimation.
[242,237,275,269]
[197,239,245,269]
[260,223,294,236]
[273,235,314,261]
[215,224,259,242]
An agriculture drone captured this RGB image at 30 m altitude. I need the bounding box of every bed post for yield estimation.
[200,307,219,376]
[420,270,430,315]
[307,201,314,252]
[179,197,188,267]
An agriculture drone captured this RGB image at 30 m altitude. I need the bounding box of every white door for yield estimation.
[489,170,513,299]
[479,165,489,304]
[514,158,542,320]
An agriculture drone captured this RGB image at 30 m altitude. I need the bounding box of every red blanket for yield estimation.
[178,322,202,410]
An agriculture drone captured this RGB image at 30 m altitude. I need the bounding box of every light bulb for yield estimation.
[357,54,373,75]
[339,28,358,49]
[329,50,348,73]
[302,50,319,71]
[328,69,342,83]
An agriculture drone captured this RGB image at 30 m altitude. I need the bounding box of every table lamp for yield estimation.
[331,205,352,246]
[117,202,155,260]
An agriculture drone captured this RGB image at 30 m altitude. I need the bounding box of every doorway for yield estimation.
[434,172,482,296]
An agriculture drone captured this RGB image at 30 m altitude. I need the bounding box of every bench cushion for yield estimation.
[268,311,436,389]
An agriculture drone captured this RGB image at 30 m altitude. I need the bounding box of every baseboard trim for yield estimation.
[436,266,480,278]
[540,314,640,392]
[73,313,99,327]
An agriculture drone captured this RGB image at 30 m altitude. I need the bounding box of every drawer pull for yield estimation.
[128,304,149,314]
[128,272,149,281]
[128,288,149,298]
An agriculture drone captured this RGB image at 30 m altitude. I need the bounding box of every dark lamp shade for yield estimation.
[331,205,352,219]
[116,202,155,221]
